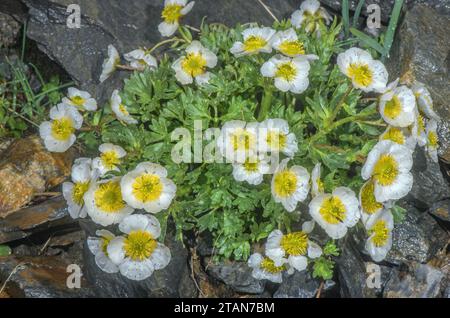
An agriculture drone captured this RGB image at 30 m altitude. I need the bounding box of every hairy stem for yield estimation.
[257,84,273,121]
[327,85,353,127]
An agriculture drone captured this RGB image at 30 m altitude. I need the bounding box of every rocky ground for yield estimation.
[0,0,449,298]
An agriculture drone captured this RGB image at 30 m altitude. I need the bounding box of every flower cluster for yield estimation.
[36,0,442,283]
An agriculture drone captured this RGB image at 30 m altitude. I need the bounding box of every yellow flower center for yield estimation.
[347,63,373,87]
[382,127,405,145]
[119,104,129,116]
[278,40,305,56]
[51,117,75,141]
[243,35,267,53]
[319,196,346,224]
[94,181,126,213]
[273,170,298,198]
[316,178,324,193]
[416,114,425,134]
[123,230,157,261]
[369,219,389,247]
[280,231,308,256]
[72,181,90,206]
[383,95,402,119]
[161,4,183,23]
[101,236,112,255]
[275,62,297,82]
[360,181,383,214]
[230,129,255,151]
[70,95,85,107]
[243,160,259,173]
[101,151,121,170]
[260,257,285,273]
[132,174,163,203]
[428,131,438,148]
[181,53,207,77]
[373,154,398,186]
[267,130,287,151]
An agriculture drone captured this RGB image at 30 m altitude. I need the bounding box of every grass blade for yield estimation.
[342,0,350,37]
[352,0,366,28]
[350,27,385,54]
[383,0,404,58]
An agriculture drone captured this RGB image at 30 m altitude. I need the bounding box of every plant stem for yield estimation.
[327,85,353,127]
[257,83,273,121]
[7,107,39,128]
[116,64,139,71]
[148,37,184,53]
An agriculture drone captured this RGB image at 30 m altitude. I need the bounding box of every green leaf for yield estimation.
[350,28,385,55]
[342,0,350,37]
[391,204,407,224]
[312,257,335,280]
[352,0,366,28]
[323,241,340,257]
[0,245,11,256]
[383,0,404,58]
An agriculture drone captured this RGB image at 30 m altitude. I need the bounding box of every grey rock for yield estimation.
[0,12,20,48]
[79,218,189,297]
[383,262,445,298]
[428,199,450,223]
[386,4,450,161]
[273,270,335,298]
[22,0,299,104]
[407,147,450,210]
[205,258,265,294]
[0,196,76,245]
[386,202,448,264]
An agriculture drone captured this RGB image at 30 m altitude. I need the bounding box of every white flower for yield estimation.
[247,252,285,283]
[359,179,384,226]
[92,143,127,176]
[411,81,440,121]
[337,47,388,93]
[411,110,427,147]
[291,0,332,35]
[172,40,217,85]
[232,154,270,185]
[230,27,275,57]
[124,49,158,71]
[271,159,310,212]
[87,229,119,274]
[84,177,134,226]
[62,158,98,219]
[39,103,83,152]
[107,214,171,281]
[121,162,177,213]
[110,90,138,124]
[217,120,259,163]
[62,87,97,111]
[100,44,120,83]
[258,118,298,157]
[361,140,413,202]
[379,85,416,127]
[311,162,324,197]
[265,229,322,273]
[425,119,439,162]
[309,187,360,239]
[365,209,394,262]
[379,126,416,151]
[261,54,315,94]
[158,0,195,37]
[271,28,308,57]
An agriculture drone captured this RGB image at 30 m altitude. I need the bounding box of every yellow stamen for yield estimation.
[274,170,298,198]
[72,181,90,206]
[119,104,129,116]
[347,63,373,87]
[260,257,285,273]
[243,160,259,173]
[383,95,402,119]
[51,117,75,141]
[101,151,121,170]
[428,131,438,148]
[360,181,383,214]
[123,230,157,261]
[369,219,389,247]
[280,232,308,256]
[278,40,305,56]
[243,35,267,53]
[181,53,207,77]
[275,62,297,82]
[267,130,287,151]
[382,127,405,145]
[70,95,85,107]
[101,236,112,255]
[161,4,183,23]
[319,196,346,224]
[373,154,398,186]
[230,129,255,151]
[132,174,163,203]
[94,181,126,213]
